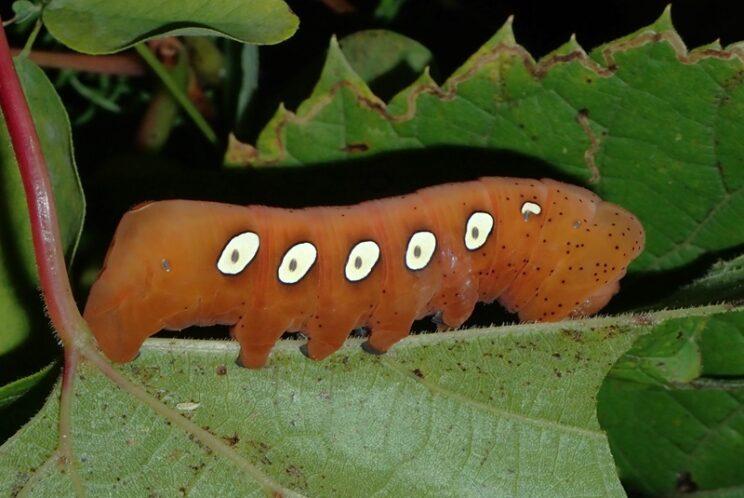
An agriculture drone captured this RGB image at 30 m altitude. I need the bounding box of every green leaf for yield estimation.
[11,0,42,25]
[0,364,54,410]
[660,253,744,308]
[649,253,744,376]
[598,265,744,496]
[600,380,744,496]
[0,57,85,358]
[1,305,735,496]
[42,0,299,54]
[235,11,744,273]
[235,44,259,129]
[699,311,744,376]
[374,0,408,23]
[340,30,433,100]
[598,311,744,496]
[608,318,703,385]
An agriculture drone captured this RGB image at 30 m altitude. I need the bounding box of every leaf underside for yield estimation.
[0,306,737,497]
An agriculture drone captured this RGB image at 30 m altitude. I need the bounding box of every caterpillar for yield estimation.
[84,177,644,368]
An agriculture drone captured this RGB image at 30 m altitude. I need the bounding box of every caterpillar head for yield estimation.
[512,180,646,322]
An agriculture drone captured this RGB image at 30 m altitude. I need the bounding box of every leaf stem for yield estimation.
[135,43,218,145]
[10,48,146,76]
[20,19,42,58]
[59,347,84,495]
[0,17,88,494]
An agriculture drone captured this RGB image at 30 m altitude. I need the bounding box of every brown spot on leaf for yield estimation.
[223,433,240,446]
[342,142,370,153]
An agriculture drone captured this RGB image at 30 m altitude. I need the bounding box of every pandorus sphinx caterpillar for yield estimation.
[84,177,644,368]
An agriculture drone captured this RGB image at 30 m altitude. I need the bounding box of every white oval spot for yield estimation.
[345,240,381,282]
[405,231,437,271]
[217,231,260,275]
[464,211,494,251]
[278,242,317,284]
[521,201,542,220]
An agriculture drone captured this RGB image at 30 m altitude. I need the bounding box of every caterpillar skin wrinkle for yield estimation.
[84,177,645,368]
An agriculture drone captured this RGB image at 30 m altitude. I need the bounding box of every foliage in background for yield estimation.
[0,1,742,497]
[230,12,744,276]
[42,0,299,54]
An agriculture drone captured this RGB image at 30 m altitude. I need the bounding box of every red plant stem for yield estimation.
[0,19,86,492]
[10,48,146,76]
[0,22,88,348]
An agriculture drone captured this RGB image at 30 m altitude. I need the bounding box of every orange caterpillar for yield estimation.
[84,177,644,368]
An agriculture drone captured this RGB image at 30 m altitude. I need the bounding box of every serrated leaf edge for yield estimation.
[234,6,744,168]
